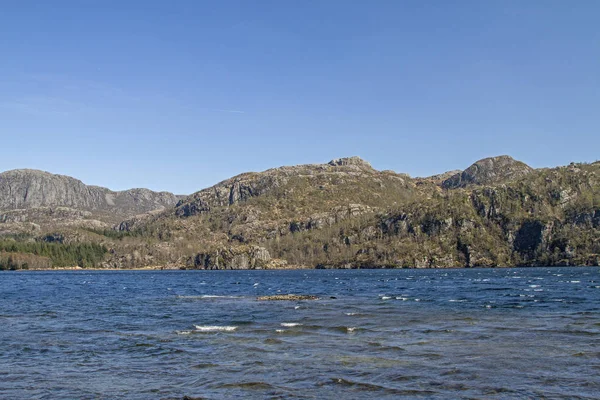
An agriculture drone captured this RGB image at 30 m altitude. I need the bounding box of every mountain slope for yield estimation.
[2,156,599,270]
[0,169,181,217]
[123,156,600,269]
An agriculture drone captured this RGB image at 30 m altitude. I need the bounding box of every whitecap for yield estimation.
[570,281,581,283]
[396,297,409,301]
[175,330,193,335]
[275,329,286,333]
[381,296,392,300]
[281,322,302,327]
[347,327,356,333]
[345,312,358,316]
[529,285,540,288]
[449,299,467,302]
[294,306,301,309]
[193,325,237,332]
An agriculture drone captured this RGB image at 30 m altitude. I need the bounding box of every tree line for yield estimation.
[0,240,107,269]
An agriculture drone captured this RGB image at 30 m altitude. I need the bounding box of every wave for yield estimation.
[280,322,302,327]
[216,381,277,390]
[193,325,238,332]
[329,326,360,333]
[322,377,436,395]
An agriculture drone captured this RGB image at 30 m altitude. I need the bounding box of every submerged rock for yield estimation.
[257,294,319,301]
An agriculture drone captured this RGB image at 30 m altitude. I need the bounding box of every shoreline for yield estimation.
[7,264,598,272]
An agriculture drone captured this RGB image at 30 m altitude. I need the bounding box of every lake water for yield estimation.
[1,267,599,399]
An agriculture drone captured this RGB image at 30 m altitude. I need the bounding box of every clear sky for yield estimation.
[1,1,598,194]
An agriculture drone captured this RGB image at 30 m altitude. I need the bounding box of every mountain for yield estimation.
[0,169,182,231]
[1,156,599,270]
[441,155,533,189]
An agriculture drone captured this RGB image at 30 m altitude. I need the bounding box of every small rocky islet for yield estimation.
[257,294,320,301]
[1,155,599,270]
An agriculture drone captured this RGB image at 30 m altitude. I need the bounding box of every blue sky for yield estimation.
[1,1,598,194]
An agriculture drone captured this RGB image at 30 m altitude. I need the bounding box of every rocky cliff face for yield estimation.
[442,156,533,189]
[0,169,180,218]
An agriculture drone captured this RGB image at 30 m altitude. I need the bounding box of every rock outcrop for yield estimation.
[442,156,533,189]
[257,294,319,301]
[0,169,181,220]
[187,246,271,270]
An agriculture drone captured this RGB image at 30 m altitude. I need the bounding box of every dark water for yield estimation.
[1,268,599,399]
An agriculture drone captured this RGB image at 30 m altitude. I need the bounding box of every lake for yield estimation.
[1,267,599,399]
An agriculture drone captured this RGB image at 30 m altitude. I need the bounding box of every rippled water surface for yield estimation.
[1,267,599,399]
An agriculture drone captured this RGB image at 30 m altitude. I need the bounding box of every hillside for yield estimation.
[1,156,599,270]
[114,156,600,270]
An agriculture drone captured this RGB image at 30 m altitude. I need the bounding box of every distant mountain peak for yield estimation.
[0,168,180,221]
[441,155,533,189]
[327,156,372,169]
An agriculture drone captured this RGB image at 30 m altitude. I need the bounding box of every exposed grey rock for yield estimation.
[442,156,533,189]
[328,156,373,169]
[257,294,319,301]
[189,246,271,270]
[0,169,180,219]
[292,204,375,233]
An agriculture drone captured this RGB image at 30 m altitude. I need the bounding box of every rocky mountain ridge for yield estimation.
[2,155,599,270]
[0,169,181,212]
